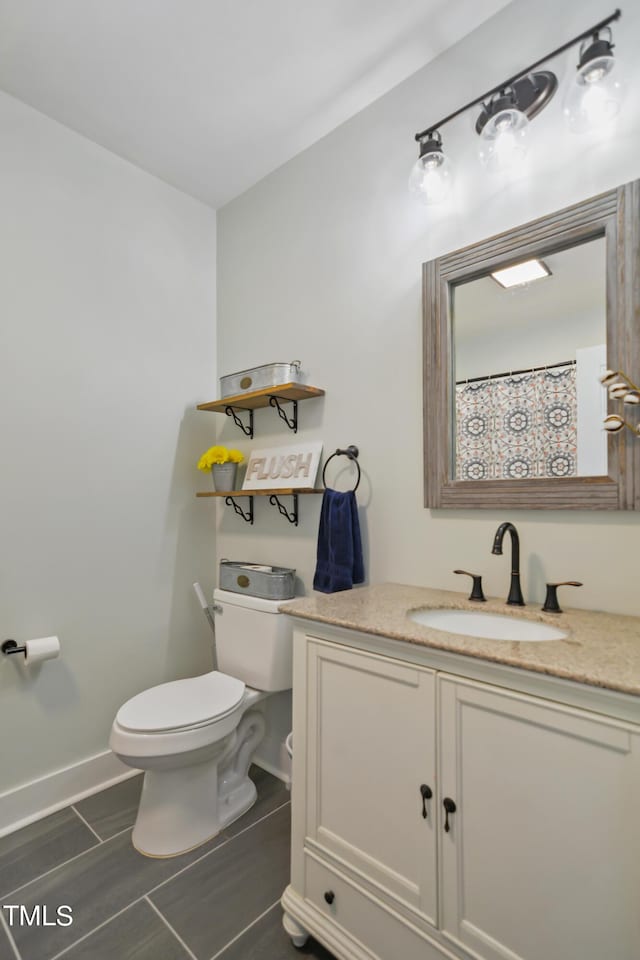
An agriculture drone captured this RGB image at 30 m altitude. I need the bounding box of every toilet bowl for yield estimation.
[109,589,293,857]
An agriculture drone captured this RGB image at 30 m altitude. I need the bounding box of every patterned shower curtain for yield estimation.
[455,364,577,481]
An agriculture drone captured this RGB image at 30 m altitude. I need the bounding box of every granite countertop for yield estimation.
[279,583,640,697]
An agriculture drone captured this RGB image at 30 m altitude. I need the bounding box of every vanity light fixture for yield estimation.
[408,130,453,205]
[491,259,551,289]
[563,26,626,133]
[475,72,558,172]
[477,88,531,172]
[410,9,622,203]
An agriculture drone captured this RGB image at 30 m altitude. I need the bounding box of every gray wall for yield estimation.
[217,0,640,617]
[0,92,218,794]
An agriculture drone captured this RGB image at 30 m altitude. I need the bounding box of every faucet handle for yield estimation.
[542,581,583,614]
[453,570,486,602]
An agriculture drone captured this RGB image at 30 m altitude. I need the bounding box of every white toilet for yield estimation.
[109,589,293,858]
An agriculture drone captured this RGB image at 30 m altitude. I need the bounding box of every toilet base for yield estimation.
[132,774,257,858]
[131,710,266,858]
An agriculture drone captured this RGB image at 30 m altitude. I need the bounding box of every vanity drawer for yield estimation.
[304,852,443,960]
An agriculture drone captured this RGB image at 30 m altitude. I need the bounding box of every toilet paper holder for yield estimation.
[2,639,26,656]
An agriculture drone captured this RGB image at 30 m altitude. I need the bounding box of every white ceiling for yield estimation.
[0,0,511,208]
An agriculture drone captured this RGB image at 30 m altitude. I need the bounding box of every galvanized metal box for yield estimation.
[219,361,303,399]
[219,561,296,601]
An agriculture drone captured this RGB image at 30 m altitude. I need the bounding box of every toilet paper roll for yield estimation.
[24,636,60,664]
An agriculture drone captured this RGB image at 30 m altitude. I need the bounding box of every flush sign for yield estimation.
[242,442,323,491]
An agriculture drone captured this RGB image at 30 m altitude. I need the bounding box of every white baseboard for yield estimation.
[0,735,291,840]
[0,750,138,839]
[253,756,291,787]
[252,732,291,787]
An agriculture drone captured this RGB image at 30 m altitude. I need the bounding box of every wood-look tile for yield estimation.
[150,804,291,960]
[0,921,18,960]
[223,766,290,838]
[10,828,224,960]
[57,900,191,960]
[0,808,98,898]
[217,903,335,960]
[74,775,143,840]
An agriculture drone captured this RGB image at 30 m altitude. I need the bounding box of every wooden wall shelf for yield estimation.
[197,488,324,526]
[196,383,325,438]
[196,488,323,498]
[197,383,324,412]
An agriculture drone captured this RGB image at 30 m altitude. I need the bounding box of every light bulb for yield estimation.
[408,133,453,205]
[563,34,625,133]
[478,106,529,172]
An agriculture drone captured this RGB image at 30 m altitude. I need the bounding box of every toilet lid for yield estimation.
[116,671,246,733]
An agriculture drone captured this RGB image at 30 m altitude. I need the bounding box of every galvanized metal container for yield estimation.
[219,561,296,601]
[219,361,303,399]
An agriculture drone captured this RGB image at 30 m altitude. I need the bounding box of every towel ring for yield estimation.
[322,445,361,492]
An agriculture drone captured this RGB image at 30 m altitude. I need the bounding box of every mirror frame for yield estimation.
[423,180,640,510]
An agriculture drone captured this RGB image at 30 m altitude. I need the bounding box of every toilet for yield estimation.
[109,589,293,858]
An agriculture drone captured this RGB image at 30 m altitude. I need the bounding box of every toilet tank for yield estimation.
[213,588,293,691]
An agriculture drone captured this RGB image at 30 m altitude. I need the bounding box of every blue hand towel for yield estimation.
[313,489,364,594]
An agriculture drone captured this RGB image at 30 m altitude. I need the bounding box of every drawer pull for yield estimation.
[443,797,457,832]
[324,890,335,905]
[420,783,433,819]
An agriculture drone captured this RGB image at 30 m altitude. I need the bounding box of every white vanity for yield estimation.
[280,584,640,960]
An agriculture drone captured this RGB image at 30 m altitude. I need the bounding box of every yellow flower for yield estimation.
[197,445,245,470]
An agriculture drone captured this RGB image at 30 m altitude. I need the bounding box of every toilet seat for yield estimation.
[116,671,246,734]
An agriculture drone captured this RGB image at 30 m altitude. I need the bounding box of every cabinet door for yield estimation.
[439,675,640,960]
[305,638,437,925]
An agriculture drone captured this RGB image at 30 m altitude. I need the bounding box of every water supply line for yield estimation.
[193,582,218,670]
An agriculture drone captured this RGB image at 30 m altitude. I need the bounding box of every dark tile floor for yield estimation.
[0,767,334,960]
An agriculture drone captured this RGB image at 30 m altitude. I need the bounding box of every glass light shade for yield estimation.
[478,107,529,172]
[563,55,625,133]
[408,150,453,205]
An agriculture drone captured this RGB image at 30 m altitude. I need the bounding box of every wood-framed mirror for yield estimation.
[423,180,640,510]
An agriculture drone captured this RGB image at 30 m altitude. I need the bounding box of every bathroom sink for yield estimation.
[408,608,567,642]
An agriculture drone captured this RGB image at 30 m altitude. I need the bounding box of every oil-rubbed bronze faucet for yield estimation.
[491,521,525,606]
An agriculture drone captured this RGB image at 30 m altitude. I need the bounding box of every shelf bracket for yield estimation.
[268,395,298,433]
[269,493,299,526]
[224,495,254,524]
[225,405,254,438]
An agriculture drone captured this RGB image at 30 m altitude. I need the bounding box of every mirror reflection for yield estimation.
[452,236,607,482]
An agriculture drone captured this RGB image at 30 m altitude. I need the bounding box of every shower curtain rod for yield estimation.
[455,358,576,386]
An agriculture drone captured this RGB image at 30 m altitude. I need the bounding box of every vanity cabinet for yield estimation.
[304,640,437,926]
[282,625,640,960]
[438,676,639,960]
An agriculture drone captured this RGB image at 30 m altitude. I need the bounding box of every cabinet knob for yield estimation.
[324,890,335,905]
[443,797,457,833]
[420,784,433,819]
